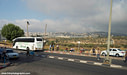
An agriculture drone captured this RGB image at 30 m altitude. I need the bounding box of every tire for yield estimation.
[115,54,119,57]
[102,52,106,56]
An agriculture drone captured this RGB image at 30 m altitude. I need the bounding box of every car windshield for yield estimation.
[6,50,14,53]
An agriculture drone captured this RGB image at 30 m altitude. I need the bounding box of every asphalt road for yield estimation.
[0,52,127,75]
[47,52,127,67]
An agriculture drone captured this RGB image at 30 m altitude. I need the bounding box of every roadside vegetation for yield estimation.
[0,23,127,51]
[1,23,24,41]
[45,36,127,51]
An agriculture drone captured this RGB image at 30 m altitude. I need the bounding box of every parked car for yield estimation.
[6,49,19,59]
[101,48,125,57]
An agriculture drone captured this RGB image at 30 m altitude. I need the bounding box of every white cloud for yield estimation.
[1,0,127,33]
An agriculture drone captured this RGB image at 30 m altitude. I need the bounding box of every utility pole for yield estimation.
[104,0,112,64]
[43,24,47,50]
[45,24,47,38]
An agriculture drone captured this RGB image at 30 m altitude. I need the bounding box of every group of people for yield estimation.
[0,47,7,62]
[49,44,59,51]
[48,44,127,62]
[90,48,101,60]
[90,47,127,62]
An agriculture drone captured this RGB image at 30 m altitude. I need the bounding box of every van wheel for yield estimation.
[16,46,18,49]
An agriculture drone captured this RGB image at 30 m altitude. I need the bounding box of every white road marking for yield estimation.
[58,57,64,60]
[66,53,70,54]
[54,51,57,53]
[110,65,122,68]
[60,52,63,54]
[48,55,124,69]
[80,60,87,63]
[68,59,74,61]
[94,62,102,65]
[49,56,55,58]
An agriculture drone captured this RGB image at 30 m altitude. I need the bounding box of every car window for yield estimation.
[109,49,112,51]
[118,49,122,51]
[113,49,117,51]
[6,50,13,53]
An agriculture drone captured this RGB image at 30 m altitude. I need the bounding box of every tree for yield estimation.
[1,23,24,41]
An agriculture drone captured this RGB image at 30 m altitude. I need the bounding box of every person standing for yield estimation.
[0,47,3,60]
[26,47,30,56]
[124,51,127,63]
[52,44,54,51]
[56,45,59,51]
[2,47,7,62]
[96,48,101,60]
[65,48,68,52]
[92,48,96,56]
[49,44,52,51]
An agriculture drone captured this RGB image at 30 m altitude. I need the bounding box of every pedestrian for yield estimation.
[0,47,2,60]
[0,47,4,60]
[26,47,30,56]
[96,48,101,60]
[65,48,68,52]
[49,44,52,51]
[2,47,7,62]
[52,44,54,51]
[80,48,84,54]
[56,45,59,51]
[92,48,96,56]
[124,51,127,63]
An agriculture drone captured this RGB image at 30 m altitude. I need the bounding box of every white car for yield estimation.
[101,48,125,57]
[6,49,19,59]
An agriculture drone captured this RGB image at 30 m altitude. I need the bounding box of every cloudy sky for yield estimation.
[0,0,127,33]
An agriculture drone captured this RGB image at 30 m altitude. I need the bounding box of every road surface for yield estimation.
[0,51,127,75]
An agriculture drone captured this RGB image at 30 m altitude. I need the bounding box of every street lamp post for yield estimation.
[104,0,112,64]
[27,21,30,37]
[43,24,47,50]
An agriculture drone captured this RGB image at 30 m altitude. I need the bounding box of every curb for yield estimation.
[0,62,11,69]
[44,51,124,60]
[48,55,127,70]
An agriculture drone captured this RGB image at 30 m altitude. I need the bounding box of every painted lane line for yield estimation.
[58,57,64,60]
[49,56,55,58]
[60,52,63,54]
[66,53,70,54]
[94,62,102,66]
[54,51,57,53]
[80,60,87,63]
[110,65,122,68]
[68,59,74,61]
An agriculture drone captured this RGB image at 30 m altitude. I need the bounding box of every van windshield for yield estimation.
[37,38,42,41]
